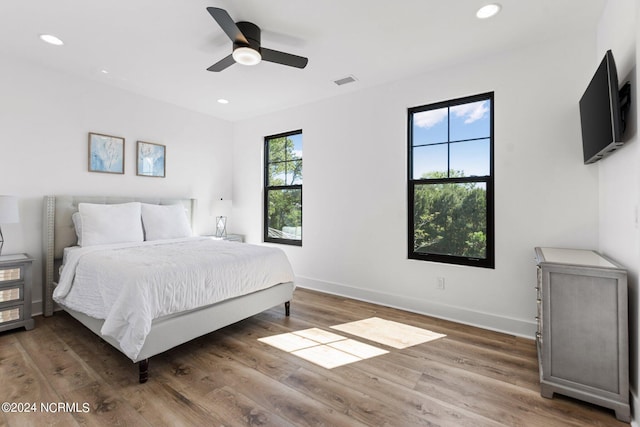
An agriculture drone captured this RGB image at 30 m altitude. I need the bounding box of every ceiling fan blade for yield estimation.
[207,54,236,72]
[261,48,308,69]
[206,7,248,45]
[260,47,309,68]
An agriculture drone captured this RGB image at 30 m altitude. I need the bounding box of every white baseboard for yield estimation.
[295,276,537,339]
[31,299,43,317]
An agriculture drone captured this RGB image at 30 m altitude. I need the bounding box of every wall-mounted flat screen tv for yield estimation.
[579,50,623,164]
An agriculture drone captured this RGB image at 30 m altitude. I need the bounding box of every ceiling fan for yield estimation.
[206,7,309,72]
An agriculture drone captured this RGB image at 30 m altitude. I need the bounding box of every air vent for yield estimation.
[334,75,357,86]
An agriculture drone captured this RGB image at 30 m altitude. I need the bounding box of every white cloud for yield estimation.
[414,108,447,128]
[450,101,489,124]
[414,101,488,129]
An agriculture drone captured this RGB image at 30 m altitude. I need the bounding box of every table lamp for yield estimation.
[213,198,232,238]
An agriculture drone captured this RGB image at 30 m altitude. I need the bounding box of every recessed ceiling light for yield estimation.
[217,98,229,104]
[39,34,64,46]
[476,4,501,19]
[100,69,109,74]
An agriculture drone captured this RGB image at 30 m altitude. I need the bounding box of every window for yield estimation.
[264,130,303,245]
[408,93,494,268]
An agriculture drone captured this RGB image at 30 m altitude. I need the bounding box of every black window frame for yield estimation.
[408,92,495,268]
[264,129,303,246]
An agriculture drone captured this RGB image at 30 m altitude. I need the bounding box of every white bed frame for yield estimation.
[42,195,293,382]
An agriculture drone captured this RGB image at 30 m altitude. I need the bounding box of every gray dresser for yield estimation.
[534,247,629,422]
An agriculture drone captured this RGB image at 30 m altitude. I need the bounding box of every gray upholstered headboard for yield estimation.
[42,195,196,316]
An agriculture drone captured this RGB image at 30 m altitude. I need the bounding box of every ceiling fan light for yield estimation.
[233,47,261,66]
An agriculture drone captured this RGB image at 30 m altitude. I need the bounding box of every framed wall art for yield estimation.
[137,141,166,178]
[88,132,125,174]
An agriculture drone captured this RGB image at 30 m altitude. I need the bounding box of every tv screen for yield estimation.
[579,50,623,164]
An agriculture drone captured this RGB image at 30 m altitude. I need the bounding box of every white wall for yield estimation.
[232,33,599,338]
[0,55,234,314]
[596,0,639,420]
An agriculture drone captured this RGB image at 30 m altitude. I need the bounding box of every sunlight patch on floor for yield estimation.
[258,328,388,369]
[330,317,447,349]
[258,318,446,369]
[292,343,363,369]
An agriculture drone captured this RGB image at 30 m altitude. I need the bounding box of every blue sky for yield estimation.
[412,100,491,179]
[290,133,303,160]
[269,133,303,185]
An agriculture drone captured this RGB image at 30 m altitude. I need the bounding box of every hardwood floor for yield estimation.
[0,288,630,426]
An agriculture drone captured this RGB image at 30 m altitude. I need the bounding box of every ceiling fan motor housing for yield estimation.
[234,21,261,52]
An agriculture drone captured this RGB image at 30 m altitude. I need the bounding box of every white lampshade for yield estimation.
[0,196,19,224]
[212,198,233,217]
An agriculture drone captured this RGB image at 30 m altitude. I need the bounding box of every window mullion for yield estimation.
[447,106,451,178]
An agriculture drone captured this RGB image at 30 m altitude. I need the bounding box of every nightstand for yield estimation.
[222,234,244,242]
[0,254,34,332]
[203,234,244,243]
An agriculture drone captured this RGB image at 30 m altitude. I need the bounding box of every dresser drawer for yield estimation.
[0,305,23,325]
[0,284,23,305]
[0,266,23,283]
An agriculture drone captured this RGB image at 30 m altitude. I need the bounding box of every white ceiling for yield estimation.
[0,0,605,122]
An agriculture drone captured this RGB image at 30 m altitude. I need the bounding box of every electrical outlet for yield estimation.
[436,277,445,290]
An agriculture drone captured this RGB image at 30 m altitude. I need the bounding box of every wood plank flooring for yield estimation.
[0,288,630,426]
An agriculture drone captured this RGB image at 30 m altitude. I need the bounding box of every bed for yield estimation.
[42,195,295,383]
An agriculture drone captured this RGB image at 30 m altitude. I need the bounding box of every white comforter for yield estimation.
[53,237,295,360]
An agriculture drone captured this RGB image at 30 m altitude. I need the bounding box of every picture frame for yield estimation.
[88,132,125,174]
[137,141,166,178]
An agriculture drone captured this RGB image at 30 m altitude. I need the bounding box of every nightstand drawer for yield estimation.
[0,285,22,304]
[0,305,22,325]
[0,267,22,283]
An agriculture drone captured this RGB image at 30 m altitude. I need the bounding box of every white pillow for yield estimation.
[141,203,192,241]
[76,202,144,247]
[71,212,82,242]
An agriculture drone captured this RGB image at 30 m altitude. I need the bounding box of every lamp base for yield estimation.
[215,216,227,238]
